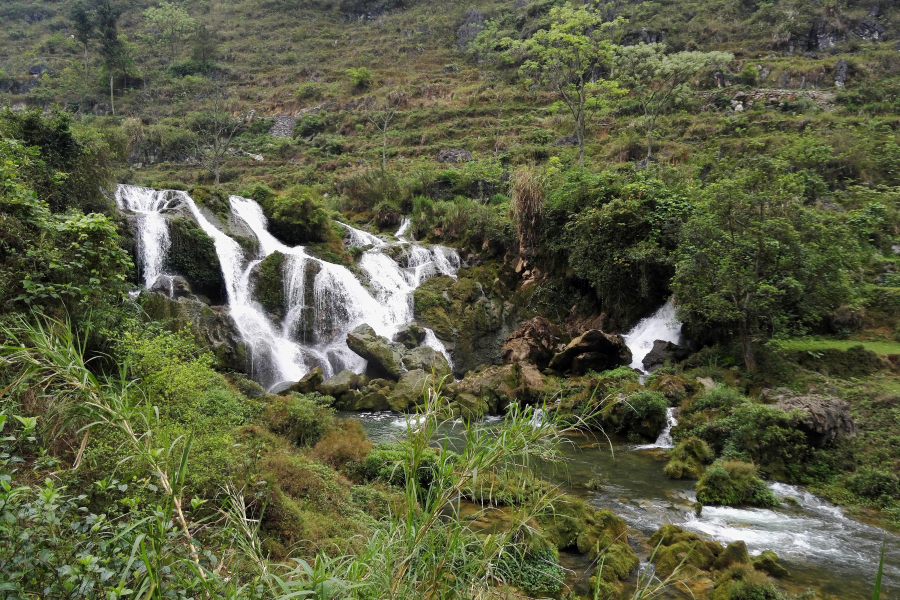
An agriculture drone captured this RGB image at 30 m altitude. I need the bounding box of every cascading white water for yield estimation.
[115,186,175,288]
[635,407,677,449]
[118,184,461,389]
[623,298,683,371]
[395,217,412,240]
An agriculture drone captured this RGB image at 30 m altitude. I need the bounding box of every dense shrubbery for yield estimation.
[259,185,331,245]
[696,460,779,508]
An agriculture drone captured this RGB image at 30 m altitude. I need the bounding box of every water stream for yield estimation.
[623,298,683,372]
[117,185,460,390]
[348,414,899,599]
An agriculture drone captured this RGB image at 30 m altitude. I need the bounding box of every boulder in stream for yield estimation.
[500,316,563,369]
[642,339,691,371]
[347,324,406,380]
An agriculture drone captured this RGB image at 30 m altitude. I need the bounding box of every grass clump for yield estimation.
[263,392,337,447]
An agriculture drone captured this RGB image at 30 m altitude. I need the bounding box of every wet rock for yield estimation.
[319,369,361,397]
[436,148,473,163]
[453,364,519,414]
[414,274,519,376]
[768,390,857,446]
[753,549,789,577]
[649,525,723,576]
[548,330,632,375]
[501,316,562,370]
[351,378,394,411]
[642,340,691,371]
[714,541,752,570]
[390,369,438,411]
[282,367,324,395]
[150,275,193,299]
[347,324,406,380]
[402,345,452,379]
[393,322,427,349]
[140,292,246,372]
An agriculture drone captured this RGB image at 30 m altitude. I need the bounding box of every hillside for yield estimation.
[1,0,900,598]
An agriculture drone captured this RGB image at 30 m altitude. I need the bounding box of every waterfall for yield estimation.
[623,298,682,371]
[396,217,412,240]
[635,407,677,449]
[115,186,175,288]
[119,184,461,390]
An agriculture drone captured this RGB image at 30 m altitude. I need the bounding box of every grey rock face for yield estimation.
[768,389,857,446]
[642,340,691,371]
[437,148,473,163]
[501,317,562,370]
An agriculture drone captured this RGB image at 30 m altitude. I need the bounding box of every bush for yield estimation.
[346,66,373,90]
[263,392,337,446]
[261,186,331,245]
[848,468,900,503]
[341,170,404,213]
[603,389,667,441]
[355,441,445,488]
[696,460,778,508]
[311,419,373,470]
[497,547,564,595]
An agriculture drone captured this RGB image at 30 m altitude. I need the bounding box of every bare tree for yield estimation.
[189,86,244,187]
[368,106,397,172]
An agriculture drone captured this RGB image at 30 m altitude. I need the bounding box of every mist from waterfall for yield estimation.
[119,184,460,391]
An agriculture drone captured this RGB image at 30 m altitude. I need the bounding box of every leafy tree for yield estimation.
[347,66,373,90]
[190,23,218,69]
[144,1,197,64]
[68,0,94,74]
[508,4,622,167]
[672,160,859,371]
[615,44,732,159]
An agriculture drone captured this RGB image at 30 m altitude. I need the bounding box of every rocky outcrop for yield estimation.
[140,291,246,372]
[456,8,485,51]
[347,324,407,380]
[767,389,857,446]
[501,317,563,370]
[548,330,631,375]
[150,275,193,299]
[414,274,519,377]
[642,340,691,371]
[346,323,452,381]
[436,148,473,163]
[445,362,548,418]
[393,322,426,349]
[279,367,323,395]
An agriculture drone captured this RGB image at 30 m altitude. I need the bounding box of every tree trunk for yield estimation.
[739,321,757,372]
[214,161,220,187]
[577,114,585,167]
[382,131,387,172]
[110,73,115,116]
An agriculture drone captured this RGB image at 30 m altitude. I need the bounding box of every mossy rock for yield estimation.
[696,460,779,508]
[664,438,715,480]
[538,495,637,581]
[163,216,225,303]
[603,389,668,441]
[714,541,752,570]
[413,273,518,376]
[712,564,783,600]
[251,251,287,318]
[753,550,789,578]
[648,373,695,403]
[649,525,724,577]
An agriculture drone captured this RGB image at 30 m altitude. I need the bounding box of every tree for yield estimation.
[95,0,127,116]
[191,24,218,69]
[510,4,622,167]
[189,86,245,187]
[672,160,859,371]
[368,106,397,172]
[69,0,94,74]
[144,2,196,64]
[615,44,732,159]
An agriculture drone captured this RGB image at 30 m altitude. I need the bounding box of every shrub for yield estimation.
[261,186,330,245]
[848,468,900,503]
[346,66,373,90]
[311,419,373,470]
[355,441,445,488]
[263,392,337,446]
[497,547,564,595]
[296,82,325,101]
[294,112,332,138]
[603,389,667,441]
[712,564,785,600]
[341,170,403,213]
[696,460,778,508]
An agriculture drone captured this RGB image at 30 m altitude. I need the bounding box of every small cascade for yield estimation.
[623,298,682,371]
[635,407,677,449]
[395,217,412,240]
[115,186,175,288]
[119,184,462,389]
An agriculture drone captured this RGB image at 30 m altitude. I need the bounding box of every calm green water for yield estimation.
[343,411,900,599]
